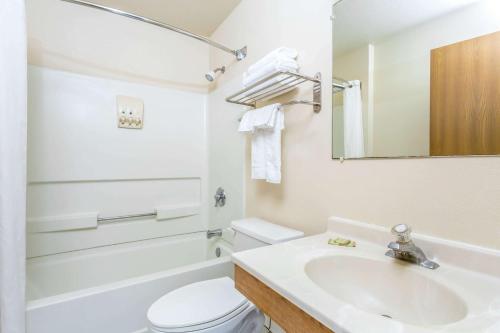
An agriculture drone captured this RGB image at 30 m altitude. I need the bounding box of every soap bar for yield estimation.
[328,237,356,247]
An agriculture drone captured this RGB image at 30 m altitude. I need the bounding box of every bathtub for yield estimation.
[26,232,234,333]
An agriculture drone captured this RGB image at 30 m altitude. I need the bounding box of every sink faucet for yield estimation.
[385,224,439,270]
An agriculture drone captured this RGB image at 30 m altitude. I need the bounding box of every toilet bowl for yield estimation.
[148,277,262,333]
[147,218,304,333]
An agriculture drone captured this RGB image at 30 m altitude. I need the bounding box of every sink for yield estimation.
[233,217,500,332]
[305,255,468,327]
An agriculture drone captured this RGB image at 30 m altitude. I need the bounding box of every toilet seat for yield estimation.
[148,277,251,333]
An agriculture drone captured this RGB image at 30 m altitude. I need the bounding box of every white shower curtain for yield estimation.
[343,80,365,158]
[0,1,27,333]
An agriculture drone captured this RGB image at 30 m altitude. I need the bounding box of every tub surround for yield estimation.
[232,217,500,333]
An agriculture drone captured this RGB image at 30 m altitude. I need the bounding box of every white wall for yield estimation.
[27,66,207,257]
[207,76,246,231]
[211,0,500,250]
[26,0,210,92]
[26,0,220,257]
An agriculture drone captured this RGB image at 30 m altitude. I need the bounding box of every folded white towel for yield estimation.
[239,104,285,184]
[241,47,299,102]
[243,58,299,87]
[248,47,298,74]
[238,111,255,133]
[239,103,280,131]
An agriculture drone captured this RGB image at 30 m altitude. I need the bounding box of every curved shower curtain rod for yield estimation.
[60,0,248,61]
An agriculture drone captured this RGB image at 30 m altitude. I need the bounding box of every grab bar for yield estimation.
[97,211,157,224]
[28,205,201,232]
[97,205,200,225]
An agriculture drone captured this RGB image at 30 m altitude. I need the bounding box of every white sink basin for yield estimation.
[305,255,468,326]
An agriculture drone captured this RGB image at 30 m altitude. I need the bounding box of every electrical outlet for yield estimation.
[116,95,144,129]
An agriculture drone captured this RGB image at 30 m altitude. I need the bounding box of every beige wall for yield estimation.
[210,0,500,250]
[27,0,210,92]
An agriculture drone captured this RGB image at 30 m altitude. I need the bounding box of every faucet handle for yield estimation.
[391,224,412,243]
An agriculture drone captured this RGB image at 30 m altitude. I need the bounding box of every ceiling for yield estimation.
[91,0,242,36]
[333,0,482,55]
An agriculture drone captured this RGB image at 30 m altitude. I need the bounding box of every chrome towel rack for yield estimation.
[226,71,322,113]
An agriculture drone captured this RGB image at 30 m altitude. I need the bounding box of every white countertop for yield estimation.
[232,217,500,333]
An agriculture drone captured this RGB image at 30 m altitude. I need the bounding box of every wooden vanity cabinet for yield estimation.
[235,265,334,333]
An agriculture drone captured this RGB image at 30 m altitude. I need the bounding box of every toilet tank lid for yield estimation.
[231,218,304,244]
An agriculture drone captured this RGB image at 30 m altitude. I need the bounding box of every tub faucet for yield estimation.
[385,224,439,270]
[214,187,226,207]
[207,229,223,239]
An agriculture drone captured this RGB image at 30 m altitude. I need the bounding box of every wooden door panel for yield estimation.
[430,31,500,156]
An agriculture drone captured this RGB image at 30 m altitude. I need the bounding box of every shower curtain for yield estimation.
[0,1,27,332]
[343,80,365,158]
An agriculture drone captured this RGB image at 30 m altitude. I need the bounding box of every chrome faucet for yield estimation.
[385,224,439,270]
[207,229,223,239]
[214,187,226,207]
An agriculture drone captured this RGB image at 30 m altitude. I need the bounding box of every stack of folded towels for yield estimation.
[242,47,299,100]
[237,48,300,185]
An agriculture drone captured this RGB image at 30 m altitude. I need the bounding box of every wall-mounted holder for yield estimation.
[225,71,322,113]
[117,95,144,129]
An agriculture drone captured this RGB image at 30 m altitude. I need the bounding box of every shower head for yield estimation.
[205,66,226,82]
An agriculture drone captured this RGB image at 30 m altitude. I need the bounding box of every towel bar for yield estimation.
[226,71,322,113]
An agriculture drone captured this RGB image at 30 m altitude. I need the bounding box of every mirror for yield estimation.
[332,0,500,159]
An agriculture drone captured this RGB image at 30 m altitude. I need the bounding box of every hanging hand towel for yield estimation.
[239,104,285,184]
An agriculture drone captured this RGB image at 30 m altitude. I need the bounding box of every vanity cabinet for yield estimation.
[235,265,333,333]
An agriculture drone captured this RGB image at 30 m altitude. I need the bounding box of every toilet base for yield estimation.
[150,304,264,333]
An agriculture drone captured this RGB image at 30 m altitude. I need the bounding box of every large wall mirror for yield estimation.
[332,0,500,159]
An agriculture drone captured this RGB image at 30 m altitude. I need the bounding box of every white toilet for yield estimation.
[147,218,304,333]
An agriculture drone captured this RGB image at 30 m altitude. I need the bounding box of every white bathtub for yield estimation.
[26,232,234,333]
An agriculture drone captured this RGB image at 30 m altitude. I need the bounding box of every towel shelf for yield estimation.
[226,71,322,113]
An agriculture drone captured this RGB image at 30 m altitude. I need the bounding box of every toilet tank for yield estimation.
[231,218,304,252]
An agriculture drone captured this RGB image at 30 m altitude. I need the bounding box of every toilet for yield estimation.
[147,218,304,333]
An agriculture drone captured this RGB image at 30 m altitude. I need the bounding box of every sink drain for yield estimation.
[381,314,393,319]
